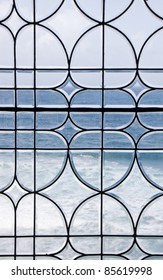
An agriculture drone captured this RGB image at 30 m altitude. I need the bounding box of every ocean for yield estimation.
[0,86,163,259]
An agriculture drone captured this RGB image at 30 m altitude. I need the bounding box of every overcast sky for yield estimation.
[0,0,163,88]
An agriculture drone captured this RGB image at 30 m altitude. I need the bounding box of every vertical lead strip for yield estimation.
[13,1,17,260]
[33,0,36,260]
[100,0,105,260]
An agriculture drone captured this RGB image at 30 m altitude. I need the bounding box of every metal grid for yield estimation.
[0,0,163,260]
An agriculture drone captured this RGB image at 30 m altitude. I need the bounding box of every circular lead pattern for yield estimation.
[74,0,133,22]
[16,194,67,255]
[138,90,163,129]
[16,25,68,88]
[139,28,163,88]
[0,0,162,259]
[0,0,13,21]
[137,132,163,190]
[15,0,64,22]
[144,0,163,20]
[70,25,136,88]
[70,131,135,191]
[69,194,134,255]
[137,195,163,254]
[0,26,14,68]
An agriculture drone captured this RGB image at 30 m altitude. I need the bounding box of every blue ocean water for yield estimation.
[0,88,162,258]
[0,88,162,148]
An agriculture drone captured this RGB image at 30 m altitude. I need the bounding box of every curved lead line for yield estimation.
[36,130,68,148]
[0,192,17,258]
[137,89,163,110]
[0,0,14,23]
[138,27,163,62]
[56,112,83,133]
[69,88,103,108]
[138,27,163,85]
[135,193,163,255]
[34,192,69,232]
[134,89,156,131]
[35,193,69,255]
[0,192,16,209]
[70,22,138,65]
[6,176,33,197]
[36,88,69,108]
[68,193,101,235]
[69,129,94,147]
[73,0,102,24]
[70,130,136,147]
[14,23,69,84]
[128,117,151,145]
[134,238,151,256]
[53,123,82,148]
[68,193,135,255]
[13,0,33,24]
[136,132,163,191]
[34,131,68,191]
[137,130,163,149]
[69,88,137,107]
[37,23,69,67]
[75,254,129,260]
[137,70,163,90]
[69,113,102,130]
[136,128,154,144]
[105,192,135,233]
[37,23,69,88]
[136,158,163,191]
[0,133,69,193]
[69,23,100,66]
[107,23,138,67]
[143,0,163,20]
[70,24,137,89]
[14,192,69,255]
[69,192,135,230]
[14,0,64,24]
[135,193,163,231]
[122,113,138,132]
[69,88,138,134]
[0,135,68,194]
[36,0,65,24]
[103,153,136,193]
[69,130,136,193]
[68,111,106,131]
[106,0,134,24]
[137,88,160,105]
[0,151,15,193]
[74,0,134,24]
[137,104,163,130]
[142,255,163,260]
[0,0,161,259]
[136,114,156,131]
[69,151,101,192]
[37,112,69,131]
[137,89,163,129]
[0,22,15,44]
[36,151,68,193]
[69,89,137,131]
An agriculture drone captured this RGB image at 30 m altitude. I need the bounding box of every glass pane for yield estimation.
[0,0,162,260]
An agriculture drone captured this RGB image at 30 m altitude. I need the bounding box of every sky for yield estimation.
[0,0,163,88]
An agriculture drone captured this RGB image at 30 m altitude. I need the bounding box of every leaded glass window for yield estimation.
[0,0,163,260]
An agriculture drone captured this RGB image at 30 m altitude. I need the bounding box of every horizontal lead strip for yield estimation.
[0,107,163,112]
[0,68,163,71]
[0,235,162,238]
[0,148,161,151]
[0,234,161,238]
